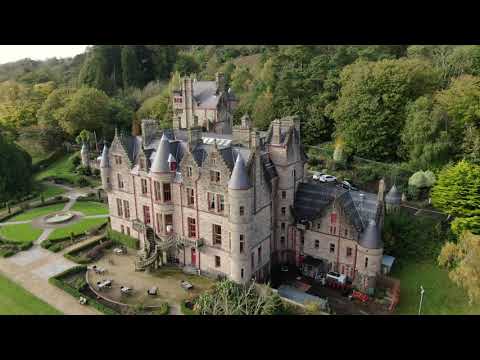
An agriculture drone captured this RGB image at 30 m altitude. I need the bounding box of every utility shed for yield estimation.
[381,255,396,275]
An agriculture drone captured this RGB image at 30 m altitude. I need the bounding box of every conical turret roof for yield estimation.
[100,144,109,168]
[150,134,171,173]
[359,220,382,249]
[385,184,401,205]
[228,153,251,190]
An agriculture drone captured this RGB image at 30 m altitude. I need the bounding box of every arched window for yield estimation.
[365,257,369,268]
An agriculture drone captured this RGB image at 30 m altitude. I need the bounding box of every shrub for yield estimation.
[70,153,81,168]
[154,303,170,315]
[49,243,63,253]
[92,169,100,177]
[75,176,90,187]
[181,300,198,315]
[86,240,113,260]
[19,242,33,251]
[76,165,92,176]
[107,228,139,249]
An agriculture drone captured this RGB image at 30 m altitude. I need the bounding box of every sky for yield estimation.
[0,45,89,64]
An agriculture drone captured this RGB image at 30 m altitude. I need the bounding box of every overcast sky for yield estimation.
[0,45,89,64]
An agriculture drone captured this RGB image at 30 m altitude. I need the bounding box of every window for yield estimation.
[187,166,193,177]
[280,236,285,245]
[330,213,337,224]
[241,268,244,279]
[346,247,352,257]
[240,235,245,253]
[123,200,130,219]
[170,161,177,172]
[141,178,148,195]
[365,257,369,268]
[165,214,173,233]
[187,188,195,206]
[281,222,286,232]
[213,224,222,246]
[281,207,286,216]
[281,191,286,200]
[156,213,162,234]
[127,227,130,236]
[251,253,255,269]
[121,225,125,234]
[215,256,221,268]
[143,206,151,225]
[154,181,161,201]
[330,226,336,235]
[293,169,296,178]
[163,183,171,202]
[208,192,215,211]
[210,170,221,183]
[344,229,348,237]
[258,246,262,264]
[239,206,245,216]
[117,173,124,189]
[116,199,123,217]
[114,155,122,165]
[188,217,196,238]
[330,243,335,253]
[317,223,321,230]
[314,240,320,249]
[217,194,225,213]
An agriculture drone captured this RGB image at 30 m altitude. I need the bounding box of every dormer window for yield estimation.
[210,170,221,183]
[170,161,177,171]
[114,155,122,165]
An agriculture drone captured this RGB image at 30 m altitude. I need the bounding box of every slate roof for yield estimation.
[150,134,171,173]
[228,153,251,190]
[385,184,401,205]
[100,145,109,168]
[293,182,381,235]
[359,220,382,249]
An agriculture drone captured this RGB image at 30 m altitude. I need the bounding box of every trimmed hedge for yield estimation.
[107,228,139,250]
[0,209,24,223]
[63,236,107,264]
[49,266,119,315]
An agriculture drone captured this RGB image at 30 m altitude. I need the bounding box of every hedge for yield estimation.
[0,209,24,223]
[154,302,170,315]
[63,236,107,264]
[49,266,119,315]
[107,228,139,250]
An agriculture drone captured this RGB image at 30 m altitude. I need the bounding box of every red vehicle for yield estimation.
[351,290,369,303]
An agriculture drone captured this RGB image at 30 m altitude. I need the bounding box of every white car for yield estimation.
[326,271,346,285]
[312,172,323,181]
[319,174,337,183]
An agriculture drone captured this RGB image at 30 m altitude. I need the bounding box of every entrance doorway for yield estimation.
[191,248,197,267]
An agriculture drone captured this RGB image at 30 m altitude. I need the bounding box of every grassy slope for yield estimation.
[393,261,480,315]
[34,183,67,200]
[34,154,76,182]
[71,201,108,216]
[7,203,66,222]
[0,223,43,243]
[0,273,62,315]
[48,218,107,241]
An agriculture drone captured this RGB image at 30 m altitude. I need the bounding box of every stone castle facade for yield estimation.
[101,75,400,292]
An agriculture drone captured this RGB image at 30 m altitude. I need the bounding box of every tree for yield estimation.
[333,58,441,161]
[431,160,480,234]
[252,90,274,130]
[438,231,480,304]
[174,53,200,76]
[121,45,142,89]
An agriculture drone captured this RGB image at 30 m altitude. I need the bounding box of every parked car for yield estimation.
[319,174,337,183]
[326,271,347,285]
[312,172,323,181]
[341,180,358,191]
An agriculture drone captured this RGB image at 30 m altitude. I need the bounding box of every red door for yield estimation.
[191,248,196,267]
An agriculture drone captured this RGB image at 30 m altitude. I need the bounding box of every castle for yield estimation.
[100,74,400,293]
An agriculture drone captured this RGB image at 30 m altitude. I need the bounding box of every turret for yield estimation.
[80,142,89,167]
[385,184,401,214]
[356,219,383,294]
[150,134,171,174]
[100,144,110,190]
[228,153,254,283]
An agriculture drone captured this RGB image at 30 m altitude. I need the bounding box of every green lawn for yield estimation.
[34,154,77,183]
[392,261,480,315]
[0,223,43,243]
[6,203,66,222]
[0,273,62,315]
[48,218,108,241]
[71,201,108,216]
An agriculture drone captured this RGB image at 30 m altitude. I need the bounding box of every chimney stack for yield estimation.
[272,119,282,145]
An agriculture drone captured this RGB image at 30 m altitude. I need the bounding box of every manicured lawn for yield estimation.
[6,203,66,222]
[71,201,108,216]
[34,154,76,183]
[0,273,62,315]
[0,223,43,243]
[392,261,480,315]
[48,218,107,241]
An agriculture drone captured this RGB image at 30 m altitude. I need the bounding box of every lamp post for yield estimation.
[418,285,425,315]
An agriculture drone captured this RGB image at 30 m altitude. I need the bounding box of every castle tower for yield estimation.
[355,219,383,294]
[80,142,89,167]
[228,153,254,284]
[100,144,110,190]
[385,184,401,214]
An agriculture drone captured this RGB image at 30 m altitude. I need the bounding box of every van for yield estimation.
[326,271,347,285]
